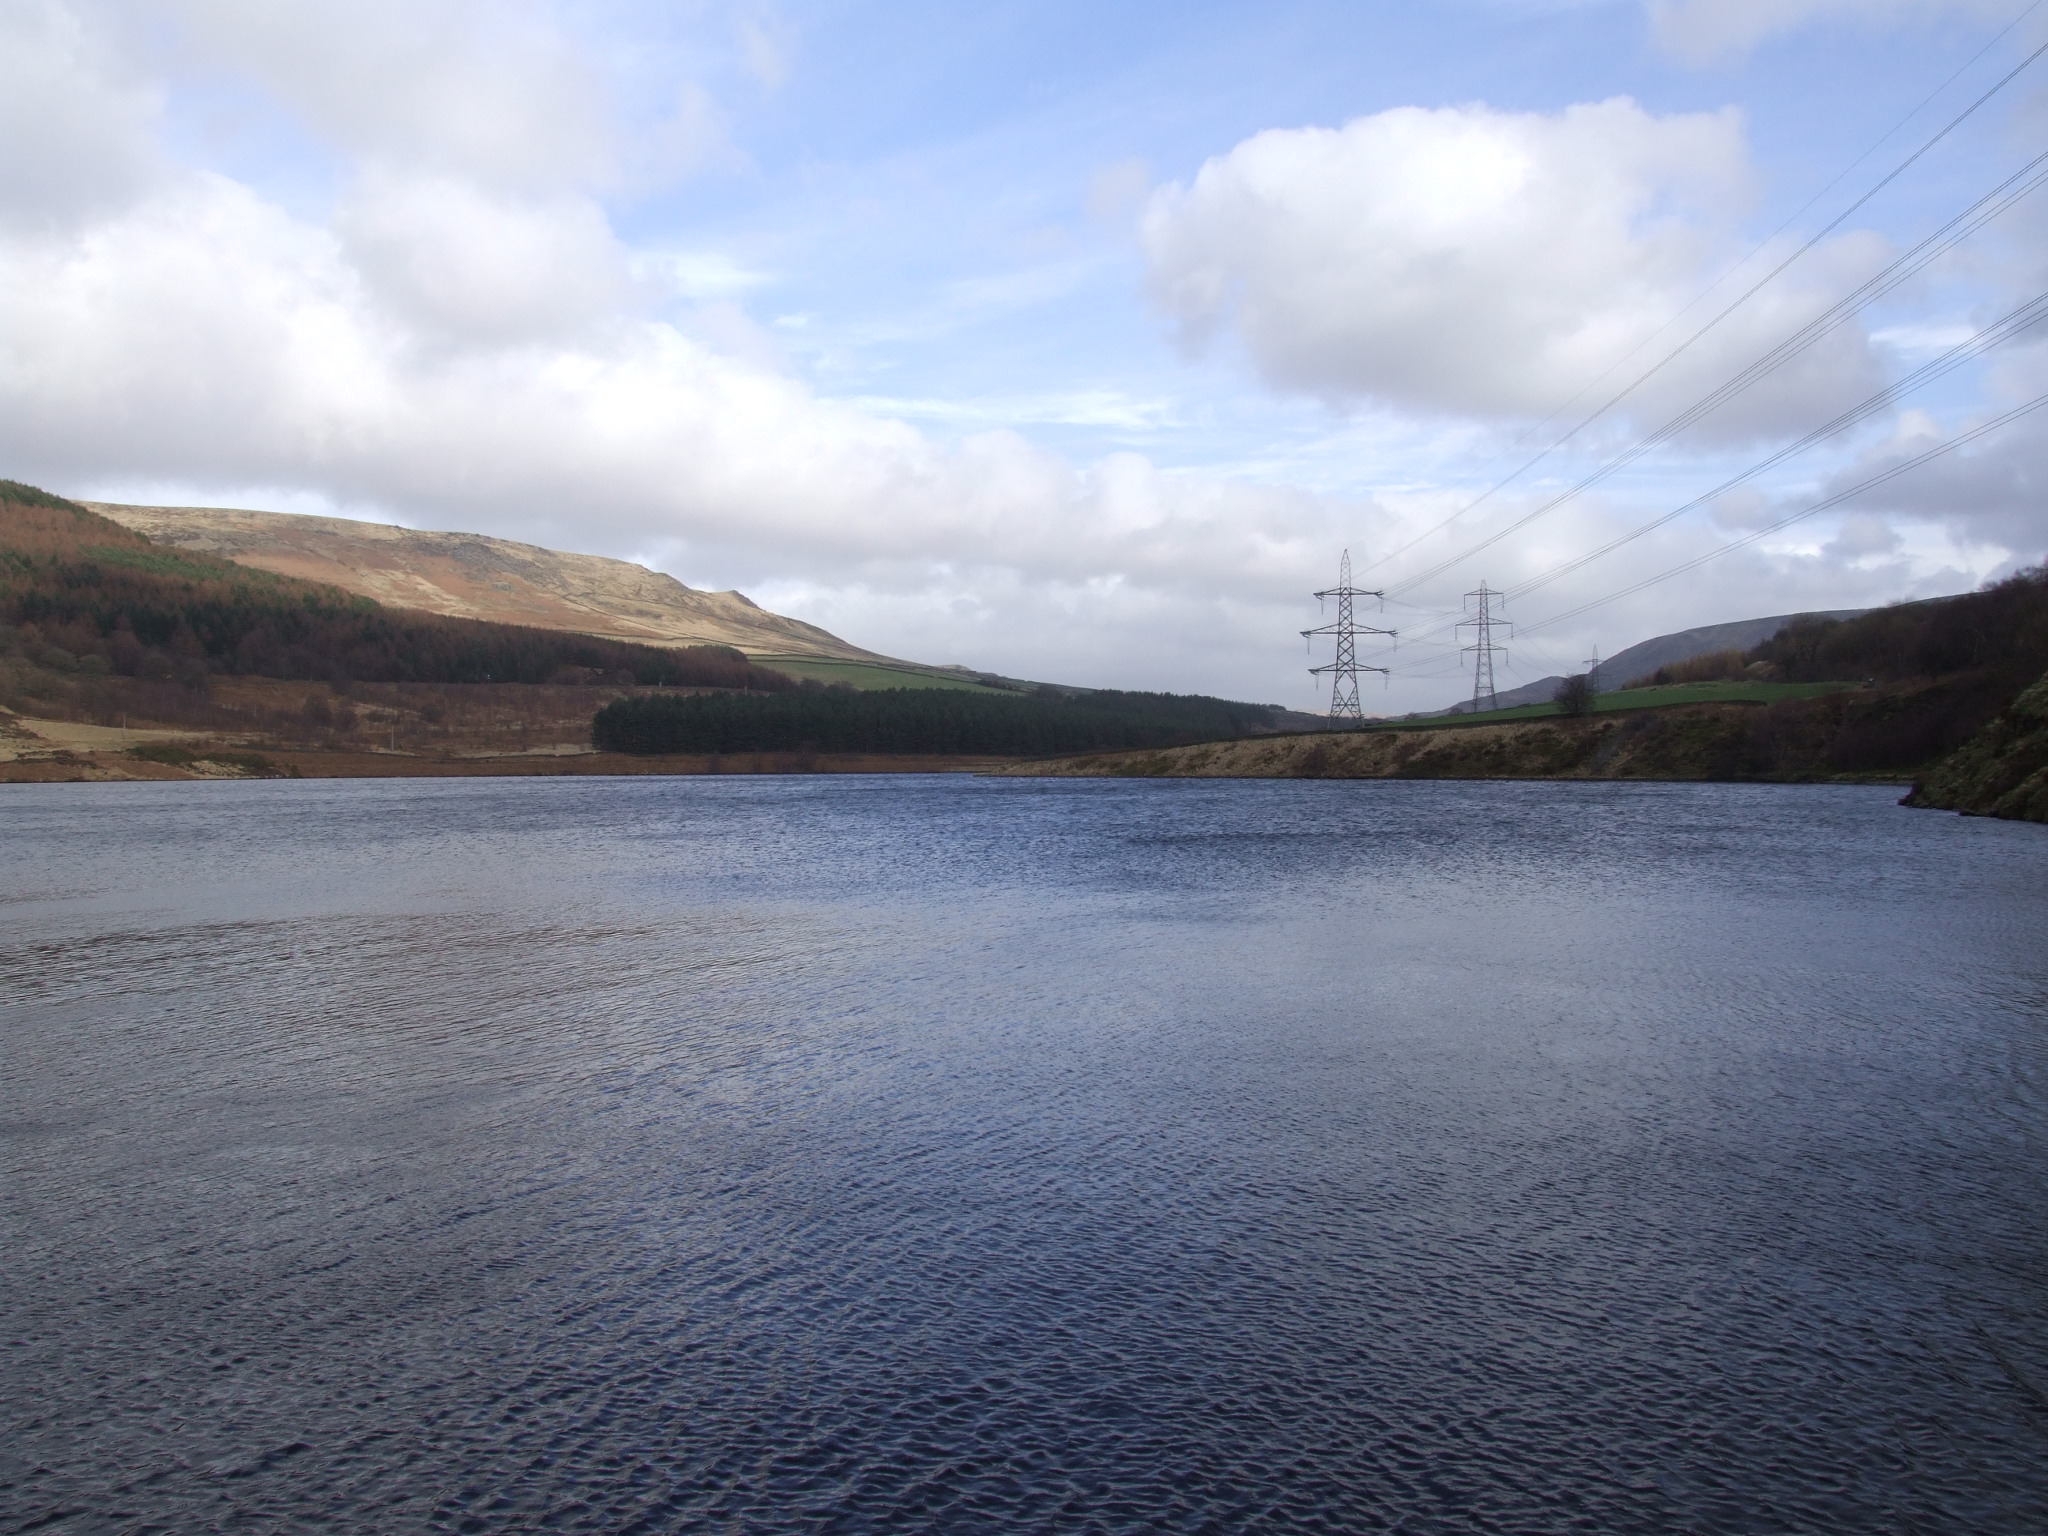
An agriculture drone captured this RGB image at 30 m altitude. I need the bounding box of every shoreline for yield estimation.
[3,745,1018,783]
[991,710,1917,786]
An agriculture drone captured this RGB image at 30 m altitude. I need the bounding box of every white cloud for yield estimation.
[335,170,632,344]
[0,0,163,231]
[1646,0,2010,64]
[1815,379,2048,562]
[0,164,1370,690]
[645,250,775,301]
[1141,99,1885,437]
[142,0,620,190]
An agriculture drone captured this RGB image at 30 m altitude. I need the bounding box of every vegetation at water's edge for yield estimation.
[591,687,1278,756]
[1,480,794,692]
[1015,569,2048,786]
[127,742,291,777]
[1415,568,2048,778]
[1903,670,2048,822]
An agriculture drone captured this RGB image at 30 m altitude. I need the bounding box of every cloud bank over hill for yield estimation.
[1,0,2039,705]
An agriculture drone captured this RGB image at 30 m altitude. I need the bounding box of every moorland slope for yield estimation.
[89,501,880,661]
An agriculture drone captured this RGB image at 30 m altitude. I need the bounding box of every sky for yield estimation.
[4,0,2047,711]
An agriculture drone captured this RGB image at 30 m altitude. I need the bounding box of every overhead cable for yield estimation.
[1495,1,2046,459]
[1503,287,2048,601]
[1365,33,2048,589]
[1521,389,2048,634]
[1383,139,2048,599]
[1371,287,2048,660]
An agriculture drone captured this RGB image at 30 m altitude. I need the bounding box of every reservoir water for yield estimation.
[4,775,2047,1533]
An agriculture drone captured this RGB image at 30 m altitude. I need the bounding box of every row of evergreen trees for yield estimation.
[592,685,1278,756]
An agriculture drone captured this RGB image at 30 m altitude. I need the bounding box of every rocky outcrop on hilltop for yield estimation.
[1902,671,2048,824]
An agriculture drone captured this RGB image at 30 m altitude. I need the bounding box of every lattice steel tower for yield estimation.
[1459,582,1511,713]
[1303,550,1394,723]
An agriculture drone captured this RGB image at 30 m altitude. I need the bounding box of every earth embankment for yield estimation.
[995,702,1899,782]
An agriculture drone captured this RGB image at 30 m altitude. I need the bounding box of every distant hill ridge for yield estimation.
[87,502,883,663]
[1434,608,1876,715]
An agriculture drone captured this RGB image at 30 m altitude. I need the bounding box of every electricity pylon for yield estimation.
[1583,643,1602,694]
[1459,582,1510,713]
[1303,550,1394,723]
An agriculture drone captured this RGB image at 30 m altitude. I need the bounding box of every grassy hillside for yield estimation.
[1,481,792,693]
[750,655,1013,693]
[592,687,1280,756]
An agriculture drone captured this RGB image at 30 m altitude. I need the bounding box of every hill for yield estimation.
[1010,569,2048,785]
[1433,608,1872,715]
[87,500,881,662]
[1593,609,1875,691]
[1,481,793,695]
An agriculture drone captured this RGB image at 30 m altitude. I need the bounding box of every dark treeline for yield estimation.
[1752,567,2048,686]
[1626,569,2048,691]
[593,686,1278,756]
[1743,569,2048,769]
[1,481,793,690]
[1608,568,2048,773]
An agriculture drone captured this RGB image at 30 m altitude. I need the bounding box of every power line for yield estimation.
[1521,388,2048,635]
[1384,140,2048,599]
[1498,1,2045,458]
[1367,32,2048,592]
[1503,286,2048,602]
[1372,285,2048,660]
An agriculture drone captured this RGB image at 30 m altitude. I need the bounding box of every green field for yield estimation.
[749,655,1014,693]
[1368,680,1858,732]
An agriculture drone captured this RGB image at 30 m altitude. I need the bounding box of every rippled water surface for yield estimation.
[5,775,2048,1533]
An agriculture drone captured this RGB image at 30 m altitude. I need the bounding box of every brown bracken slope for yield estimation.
[88,502,883,661]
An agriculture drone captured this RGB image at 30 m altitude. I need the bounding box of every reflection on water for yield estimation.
[4,775,2046,1533]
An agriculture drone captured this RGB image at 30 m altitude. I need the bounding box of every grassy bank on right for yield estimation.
[1904,670,2048,823]
[996,699,1945,783]
[1384,680,1856,730]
